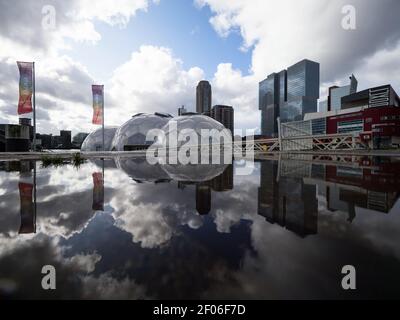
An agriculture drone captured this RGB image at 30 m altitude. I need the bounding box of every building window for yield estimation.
[337,119,363,134]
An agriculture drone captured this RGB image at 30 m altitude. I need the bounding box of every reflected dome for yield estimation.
[112,113,172,151]
[117,157,170,183]
[161,163,228,182]
[81,127,118,151]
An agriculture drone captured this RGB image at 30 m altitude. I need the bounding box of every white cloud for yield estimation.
[198,0,400,108]
[107,45,204,125]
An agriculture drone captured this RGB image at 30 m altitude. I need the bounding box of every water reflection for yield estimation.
[0,156,399,299]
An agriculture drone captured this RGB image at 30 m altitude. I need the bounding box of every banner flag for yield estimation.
[17,62,34,115]
[92,172,104,211]
[18,182,35,234]
[92,85,104,125]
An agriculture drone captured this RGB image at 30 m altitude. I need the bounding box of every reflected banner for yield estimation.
[92,172,104,211]
[17,61,33,115]
[18,182,35,234]
[92,85,104,125]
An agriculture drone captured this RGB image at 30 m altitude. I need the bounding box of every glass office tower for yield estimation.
[259,73,280,137]
[259,59,320,136]
[280,59,320,123]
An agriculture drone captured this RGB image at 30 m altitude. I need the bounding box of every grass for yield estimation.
[41,155,65,168]
[40,153,86,168]
[72,152,85,168]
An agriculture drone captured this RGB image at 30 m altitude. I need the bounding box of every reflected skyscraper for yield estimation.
[258,160,318,237]
[196,184,211,215]
[259,59,319,136]
[178,165,234,215]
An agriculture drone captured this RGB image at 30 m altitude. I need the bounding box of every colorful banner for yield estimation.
[17,62,34,115]
[92,85,104,125]
[18,182,35,234]
[92,172,104,211]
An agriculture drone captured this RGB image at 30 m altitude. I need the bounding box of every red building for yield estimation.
[304,84,400,149]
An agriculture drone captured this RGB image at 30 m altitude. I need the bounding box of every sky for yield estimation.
[0,0,400,136]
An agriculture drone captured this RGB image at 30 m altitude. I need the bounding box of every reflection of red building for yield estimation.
[325,160,400,192]
[323,158,400,213]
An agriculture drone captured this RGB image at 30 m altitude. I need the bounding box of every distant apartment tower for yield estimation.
[178,105,187,116]
[196,80,212,114]
[211,105,234,134]
[259,59,320,137]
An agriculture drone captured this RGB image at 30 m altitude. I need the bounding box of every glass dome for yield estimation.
[112,113,172,151]
[117,157,170,183]
[81,127,118,151]
[161,163,228,182]
[160,114,232,149]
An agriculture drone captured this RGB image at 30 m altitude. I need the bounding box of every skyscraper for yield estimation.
[178,105,187,116]
[196,80,212,114]
[259,59,320,136]
[211,105,234,134]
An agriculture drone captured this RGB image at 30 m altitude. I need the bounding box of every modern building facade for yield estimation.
[280,84,400,149]
[210,105,234,134]
[259,59,320,137]
[196,80,212,114]
[320,74,358,112]
[60,130,72,149]
[0,124,30,152]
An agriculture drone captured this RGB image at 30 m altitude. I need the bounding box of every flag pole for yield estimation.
[33,160,37,233]
[32,62,36,152]
[102,85,105,152]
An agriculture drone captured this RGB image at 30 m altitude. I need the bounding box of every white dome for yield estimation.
[81,127,118,151]
[160,115,232,149]
[117,157,170,183]
[161,163,228,182]
[112,113,172,151]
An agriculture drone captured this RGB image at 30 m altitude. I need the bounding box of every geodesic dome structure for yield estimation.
[159,114,232,149]
[81,127,118,151]
[117,157,171,183]
[111,113,172,151]
[161,163,228,182]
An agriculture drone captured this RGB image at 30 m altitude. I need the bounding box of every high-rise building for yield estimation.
[319,74,358,112]
[196,80,212,114]
[60,130,72,149]
[259,73,280,137]
[210,105,234,134]
[178,105,187,116]
[259,59,320,136]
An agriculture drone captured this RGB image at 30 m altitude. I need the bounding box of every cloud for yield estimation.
[0,0,159,135]
[197,0,400,120]
[108,45,204,122]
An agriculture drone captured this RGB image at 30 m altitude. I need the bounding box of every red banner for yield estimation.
[92,172,104,211]
[19,182,35,234]
[92,85,104,125]
[17,62,34,115]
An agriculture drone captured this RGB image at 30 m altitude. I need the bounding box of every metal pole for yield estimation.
[33,160,37,233]
[102,85,105,152]
[277,116,282,152]
[32,62,36,152]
